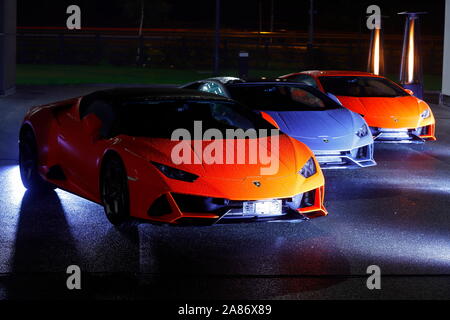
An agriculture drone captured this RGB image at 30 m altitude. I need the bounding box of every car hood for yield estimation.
[336,95,427,128]
[263,108,368,151]
[127,134,313,179]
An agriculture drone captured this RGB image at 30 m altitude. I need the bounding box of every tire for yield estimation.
[19,128,55,192]
[100,154,130,225]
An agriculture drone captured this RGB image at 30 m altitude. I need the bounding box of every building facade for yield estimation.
[0,0,16,96]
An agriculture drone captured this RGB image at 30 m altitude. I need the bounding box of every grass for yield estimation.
[17,64,208,85]
[15,64,302,86]
[386,74,442,92]
[16,64,442,91]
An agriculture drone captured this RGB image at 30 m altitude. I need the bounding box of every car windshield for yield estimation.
[319,76,409,98]
[117,100,278,139]
[226,84,341,111]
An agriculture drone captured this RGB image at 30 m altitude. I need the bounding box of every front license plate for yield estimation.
[243,200,282,216]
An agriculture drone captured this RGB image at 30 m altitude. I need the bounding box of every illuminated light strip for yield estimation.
[373,28,380,75]
[408,19,415,83]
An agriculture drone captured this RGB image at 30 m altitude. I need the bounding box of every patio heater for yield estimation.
[367,19,385,76]
[399,12,427,100]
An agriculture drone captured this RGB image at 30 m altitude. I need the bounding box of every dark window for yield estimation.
[82,100,116,138]
[116,100,277,139]
[199,82,227,97]
[319,76,408,98]
[226,84,341,111]
[285,74,318,88]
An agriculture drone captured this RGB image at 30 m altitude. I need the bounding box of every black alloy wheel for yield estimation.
[101,154,130,225]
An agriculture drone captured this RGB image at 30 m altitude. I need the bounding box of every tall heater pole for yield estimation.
[214,0,221,76]
[398,12,427,99]
[367,17,385,76]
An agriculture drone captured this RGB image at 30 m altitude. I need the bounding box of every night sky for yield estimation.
[18,0,445,35]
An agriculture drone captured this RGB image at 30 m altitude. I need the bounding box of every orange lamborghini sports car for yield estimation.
[19,88,327,225]
[280,71,436,143]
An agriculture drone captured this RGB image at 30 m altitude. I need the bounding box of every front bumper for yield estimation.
[314,144,376,170]
[371,125,436,143]
[146,186,327,225]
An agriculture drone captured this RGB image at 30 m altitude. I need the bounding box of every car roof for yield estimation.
[290,70,381,77]
[214,77,294,84]
[205,77,245,84]
[225,80,315,88]
[79,87,235,118]
[83,87,232,102]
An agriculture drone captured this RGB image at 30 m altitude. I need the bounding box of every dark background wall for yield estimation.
[0,0,16,96]
[15,1,446,76]
[16,0,445,35]
[15,28,444,78]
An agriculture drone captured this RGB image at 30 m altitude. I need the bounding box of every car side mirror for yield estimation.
[260,111,280,129]
[404,89,414,95]
[82,113,102,140]
[326,92,343,105]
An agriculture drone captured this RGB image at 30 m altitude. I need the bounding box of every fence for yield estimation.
[17,27,443,76]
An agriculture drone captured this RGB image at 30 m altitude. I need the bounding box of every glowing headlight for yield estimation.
[151,162,199,182]
[356,124,369,138]
[420,109,431,119]
[299,157,317,178]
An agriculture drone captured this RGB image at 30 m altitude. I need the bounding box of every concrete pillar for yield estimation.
[442,0,450,105]
[0,0,16,96]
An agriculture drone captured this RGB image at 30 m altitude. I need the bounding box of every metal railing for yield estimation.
[17,27,443,75]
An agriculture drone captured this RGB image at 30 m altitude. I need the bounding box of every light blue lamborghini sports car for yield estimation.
[182,77,376,169]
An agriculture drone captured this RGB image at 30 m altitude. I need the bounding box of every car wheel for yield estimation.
[101,154,130,225]
[19,128,55,191]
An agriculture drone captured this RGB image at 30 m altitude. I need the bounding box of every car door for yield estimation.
[56,99,111,199]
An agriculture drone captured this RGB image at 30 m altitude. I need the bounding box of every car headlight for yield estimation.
[151,162,199,182]
[299,157,317,178]
[420,109,431,119]
[356,124,369,138]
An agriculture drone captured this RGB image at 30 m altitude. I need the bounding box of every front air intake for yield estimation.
[147,195,172,217]
[301,190,316,208]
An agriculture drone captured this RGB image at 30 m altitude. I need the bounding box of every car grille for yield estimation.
[314,144,374,169]
[170,193,310,218]
[378,128,411,139]
[371,127,426,143]
[315,151,346,165]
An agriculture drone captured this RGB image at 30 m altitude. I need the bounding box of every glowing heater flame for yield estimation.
[398,12,426,99]
[407,19,415,83]
[373,28,381,75]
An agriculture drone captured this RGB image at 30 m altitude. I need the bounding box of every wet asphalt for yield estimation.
[0,85,449,300]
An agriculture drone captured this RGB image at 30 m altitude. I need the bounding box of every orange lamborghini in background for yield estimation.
[280,71,436,143]
[19,88,327,226]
